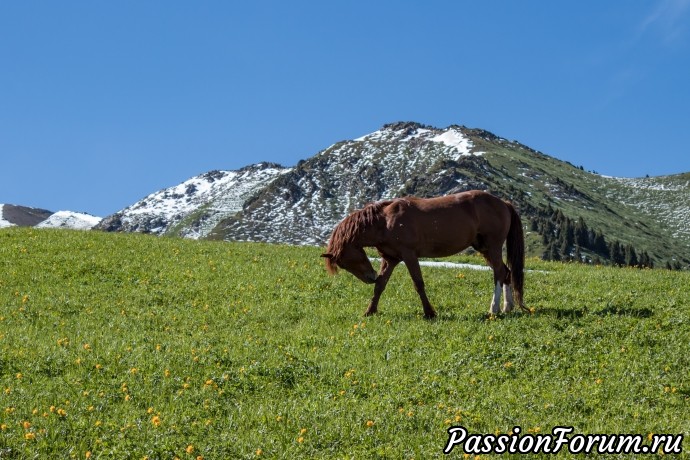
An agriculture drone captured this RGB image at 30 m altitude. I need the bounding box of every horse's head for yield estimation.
[322,203,386,284]
[321,245,377,284]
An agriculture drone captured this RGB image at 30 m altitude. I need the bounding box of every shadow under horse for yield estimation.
[321,190,528,318]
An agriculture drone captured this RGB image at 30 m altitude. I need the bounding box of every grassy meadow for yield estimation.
[1,228,689,459]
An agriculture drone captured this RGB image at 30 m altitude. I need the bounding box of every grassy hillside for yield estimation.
[1,228,688,458]
[475,137,690,267]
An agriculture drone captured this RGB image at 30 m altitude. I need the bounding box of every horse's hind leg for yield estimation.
[490,278,503,315]
[502,282,515,313]
[480,245,510,315]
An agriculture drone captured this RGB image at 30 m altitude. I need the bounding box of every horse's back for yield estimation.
[451,191,511,235]
[378,191,512,257]
[404,190,508,222]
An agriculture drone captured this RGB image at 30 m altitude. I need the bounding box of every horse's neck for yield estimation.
[354,220,384,247]
[340,204,387,248]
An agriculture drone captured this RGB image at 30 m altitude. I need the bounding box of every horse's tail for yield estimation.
[506,202,528,311]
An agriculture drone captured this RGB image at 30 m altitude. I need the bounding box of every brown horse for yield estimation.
[321,190,528,318]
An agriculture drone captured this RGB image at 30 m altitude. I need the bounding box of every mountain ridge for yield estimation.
[208,123,689,267]
[0,204,101,230]
[96,162,290,239]
[51,121,690,269]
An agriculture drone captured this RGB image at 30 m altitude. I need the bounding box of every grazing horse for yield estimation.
[321,190,528,318]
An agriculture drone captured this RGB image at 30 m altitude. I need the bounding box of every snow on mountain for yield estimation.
[35,211,102,230]
[0,205,13,228]
[431,128,484,156]
[0,204,101,230]
[96,162,291,238]
[604,176,690,241]
[355,124,484,157]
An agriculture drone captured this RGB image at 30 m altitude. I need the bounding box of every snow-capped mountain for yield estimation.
[95,162,290,238]
[97,121,690,268]
[36,211,102,230]
[210,122,496,244]
[0,204,101,230]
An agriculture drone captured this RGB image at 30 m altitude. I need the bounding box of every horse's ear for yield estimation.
[321,253,338,275]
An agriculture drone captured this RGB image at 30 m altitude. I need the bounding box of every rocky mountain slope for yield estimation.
[0,204,100,230]
[96,122,690,268]
[96,163,290,238]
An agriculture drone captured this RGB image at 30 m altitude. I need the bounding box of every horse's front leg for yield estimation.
[402,255,437,319]
[364,257,399,316]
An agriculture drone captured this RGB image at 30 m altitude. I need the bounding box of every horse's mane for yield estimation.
[324,201,391,274]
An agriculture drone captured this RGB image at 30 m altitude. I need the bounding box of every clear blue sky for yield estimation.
[2,1,689,217]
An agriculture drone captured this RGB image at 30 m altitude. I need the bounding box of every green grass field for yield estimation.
[1,228,688,458]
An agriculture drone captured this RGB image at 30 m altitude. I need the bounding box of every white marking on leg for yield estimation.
[502,284,514,313]
[490,281,502,314]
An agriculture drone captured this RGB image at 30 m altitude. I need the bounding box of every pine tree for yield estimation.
[610,242,624,266]
[594,232,608,258]
[575,219,588,247]
[549,242,561,261]
[625,245,638,267]
[560,239,571,261]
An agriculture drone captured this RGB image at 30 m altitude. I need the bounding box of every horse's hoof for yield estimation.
[424,312,437,320]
